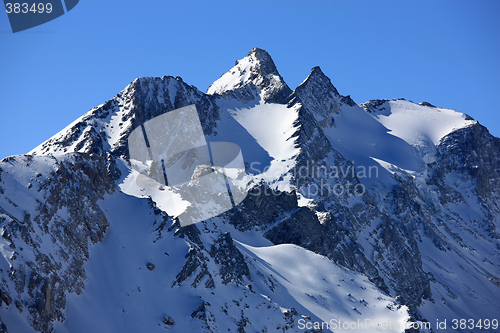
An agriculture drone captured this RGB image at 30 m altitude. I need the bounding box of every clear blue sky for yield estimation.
[1,0,499,159]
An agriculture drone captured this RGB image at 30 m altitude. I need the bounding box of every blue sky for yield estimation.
[1,0,499,159]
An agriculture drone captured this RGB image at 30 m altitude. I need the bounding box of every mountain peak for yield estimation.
[245,47,278,75]
[301,66,340,97]
[309,65,325,75]
[289,66,343,123]
[293,66,358,111]
[207,48,291,103]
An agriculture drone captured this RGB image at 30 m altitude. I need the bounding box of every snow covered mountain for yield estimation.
[1,48,499,333]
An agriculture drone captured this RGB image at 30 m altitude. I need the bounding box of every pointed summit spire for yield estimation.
[291,66,356,122]
[297,66,340,98]
[245,47,280,77]
[207,48,291,104]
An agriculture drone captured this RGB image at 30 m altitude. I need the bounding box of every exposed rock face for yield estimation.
[264,206,389,293]
[173,225,215,289]
[0,319,7,333]
[31,76,220,159]
[227,185,298,232]
[371,215,431,309]
[0,153,115,332]
[292,66,341,121]
[209,232,250,285]
[287,68,363,206]
[434,122,500,201]
[1,48,499,332]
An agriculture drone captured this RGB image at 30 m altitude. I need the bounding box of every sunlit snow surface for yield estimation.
[207,51,282,97]
[322,100,476,196]
[48,191,407,333]
[372,100,476,147]
[119,99,301,222]
[239,243,409,333]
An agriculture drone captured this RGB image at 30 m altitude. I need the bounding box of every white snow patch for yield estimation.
[238,242,410,333]
[372,100,476,146]
[207,54,255,95]
[231,103,300,162]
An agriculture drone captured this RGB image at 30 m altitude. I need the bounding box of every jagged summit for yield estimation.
[244,47,280,77]
[301,66,341,97]
[30,75,220,158]
[293,66,356,112]
[206,47,291,103]
[419,101,436,108]
[289,65,353,126]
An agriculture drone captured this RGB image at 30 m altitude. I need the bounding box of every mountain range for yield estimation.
[0,47,499,333]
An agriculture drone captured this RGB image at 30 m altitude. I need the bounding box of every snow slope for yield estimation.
[370,100,476,147]
[319,99,476,197]
[239,243,409,333]
[52,190,408,333]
